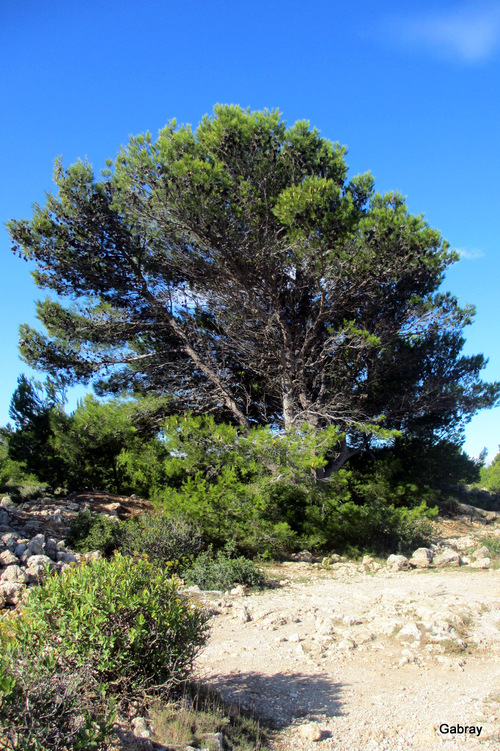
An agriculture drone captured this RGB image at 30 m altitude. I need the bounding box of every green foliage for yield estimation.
[480,449,500,493]
[0,554,210,704]
[0,652,114,750]
[120,513,204,572]
[9,106,499,445]
[186,545,266,591]
[5,374,68,488]
[50,394,139,493]
[67,510,123,556]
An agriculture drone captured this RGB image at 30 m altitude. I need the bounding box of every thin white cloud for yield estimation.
[386,4,500,63]
[457,248,485,260]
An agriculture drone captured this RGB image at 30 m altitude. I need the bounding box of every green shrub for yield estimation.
[0,651,113,751]
[120,513,204,572]
[186,546,266,591]
[0,554,210,704]
[67,510,123,556]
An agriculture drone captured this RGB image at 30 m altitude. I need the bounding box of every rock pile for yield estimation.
[0,495,100,609]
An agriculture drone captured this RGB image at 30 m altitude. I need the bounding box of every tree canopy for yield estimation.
[8,105,499,469]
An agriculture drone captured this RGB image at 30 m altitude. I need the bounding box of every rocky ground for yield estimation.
[191,520,500,751]
[1,493,500,750]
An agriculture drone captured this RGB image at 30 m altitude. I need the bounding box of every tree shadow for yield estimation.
[199,669,345,728]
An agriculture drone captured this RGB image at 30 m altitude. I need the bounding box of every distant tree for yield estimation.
[8,106,499,473]
[50,395,148,493]
[480,448,500,493]
[6,374,68,485]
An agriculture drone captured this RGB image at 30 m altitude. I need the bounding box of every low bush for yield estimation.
[120,513,204,573]
[186,545,266,591]
[0,651,113,751]
[0,554,210,719]
[66,510,123,556]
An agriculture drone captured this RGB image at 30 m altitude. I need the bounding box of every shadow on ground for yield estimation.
[200,669,345,727]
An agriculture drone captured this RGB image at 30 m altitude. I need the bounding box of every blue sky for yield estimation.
[0,0,499,460]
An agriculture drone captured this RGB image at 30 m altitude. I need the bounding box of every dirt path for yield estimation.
[194,561,500,750]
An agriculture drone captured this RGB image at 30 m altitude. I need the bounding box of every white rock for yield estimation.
[434,549,462,567]
[238,606,252,623]
[398,623,421,640]
[386,554,410,571]
[471,558,491,569]
[0,581,25,605]
[0,549,19,567]
[472,545,490,560]
[0,564,28,584]
[131,716,151,739]
[298,722,323,742]
[410,548,433,568]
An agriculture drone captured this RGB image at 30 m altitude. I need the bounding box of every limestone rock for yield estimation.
[27,534,45,556]
[298,722,323,742]
[386,554,410,571]
[295,550,313,563]
[0,549,19,567]
[434,549,462,567]
[410,548,433,568]
[0,564,28,584]
[472,545,490,560]
[26,554,55,581]
[471,557,491,569]
[131,716,151,739]
[0,581,25,605]
[398,622,421,640]
[1,532,19,550]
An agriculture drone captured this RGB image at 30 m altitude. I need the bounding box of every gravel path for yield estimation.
[194,563,500,750]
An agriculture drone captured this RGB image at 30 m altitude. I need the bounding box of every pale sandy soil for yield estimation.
[193,526,500,751]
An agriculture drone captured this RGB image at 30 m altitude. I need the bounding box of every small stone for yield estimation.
[66,502,80,511]
[298,722,323,742]
[471,558,491,569]
[0,496,14,508]
[409,548,433,568]
[386,554,410,571]
[397,623,421,640]
[362,555,374,566]
[131,716,151,739]
[472,545,490,560]
[338,638,356,650]
[1,532,19,550]
[0,564,28,584]
[202,732,225,750]
[237,606,252,623]
[0,581,25,605]
[27,534,45,556]
[230,584,246,596]
[0,549,19,567]
[296,550,313,563]
[434,549,461,567]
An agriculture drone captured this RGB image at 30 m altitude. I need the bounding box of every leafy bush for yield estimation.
[480,449,500,493]
[0,651,113,751]
[120,513,204,572]
[67,509,123,556]
[186,546,266,591]
[0,554,210,705]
